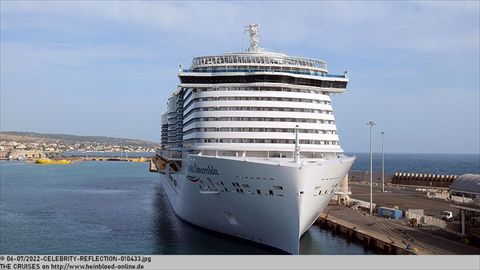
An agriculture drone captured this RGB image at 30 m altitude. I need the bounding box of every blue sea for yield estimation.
[0,161,374,255]
[348,153,479,175]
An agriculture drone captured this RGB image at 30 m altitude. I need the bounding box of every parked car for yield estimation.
[441,211,454,221]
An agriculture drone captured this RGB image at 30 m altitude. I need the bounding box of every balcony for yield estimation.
[180,68,346,79]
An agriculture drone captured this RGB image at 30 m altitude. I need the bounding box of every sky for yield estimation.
[1,1,479,154]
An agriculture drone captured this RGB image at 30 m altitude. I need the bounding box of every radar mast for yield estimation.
[244,23,260,51]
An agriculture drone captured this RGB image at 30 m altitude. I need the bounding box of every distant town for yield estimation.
[0,131,158,160]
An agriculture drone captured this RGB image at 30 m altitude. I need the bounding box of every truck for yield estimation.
[440,211,453,221]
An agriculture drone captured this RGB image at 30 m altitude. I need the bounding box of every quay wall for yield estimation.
[316,215,415,255]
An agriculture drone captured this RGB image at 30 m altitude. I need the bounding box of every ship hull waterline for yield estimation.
[158,154,355,254]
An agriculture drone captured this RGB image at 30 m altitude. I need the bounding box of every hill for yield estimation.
[0,131,159,147]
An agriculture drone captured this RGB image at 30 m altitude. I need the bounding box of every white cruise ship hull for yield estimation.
[159,154,355,254]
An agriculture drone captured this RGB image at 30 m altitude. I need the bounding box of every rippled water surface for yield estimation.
[1,161,376,254]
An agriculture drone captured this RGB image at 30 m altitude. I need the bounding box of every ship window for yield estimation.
[269,190,274,196]
[257,189,261,195]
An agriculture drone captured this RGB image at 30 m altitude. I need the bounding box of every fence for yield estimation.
[450,195,474,204]
[405,210,446,228]
[392,172,457,187]
[348,198,377,210]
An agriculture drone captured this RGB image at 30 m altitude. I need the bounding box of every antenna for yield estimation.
[244,23,260,51]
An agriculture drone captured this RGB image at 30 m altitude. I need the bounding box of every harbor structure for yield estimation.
[449,174,480,202]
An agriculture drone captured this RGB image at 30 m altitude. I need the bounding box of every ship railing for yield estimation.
[180,68,346,78]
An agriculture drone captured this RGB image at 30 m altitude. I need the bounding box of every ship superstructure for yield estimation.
[156,24,355,254]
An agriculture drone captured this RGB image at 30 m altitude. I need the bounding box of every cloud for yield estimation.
[2,1,478,54]
[1,1,478,150]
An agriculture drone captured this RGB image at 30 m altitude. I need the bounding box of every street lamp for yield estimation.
[381,131,385,193]
[367,121,376,215]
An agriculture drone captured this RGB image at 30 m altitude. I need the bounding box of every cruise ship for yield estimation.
[155,24,355,254]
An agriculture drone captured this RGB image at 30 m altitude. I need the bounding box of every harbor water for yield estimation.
[0,161,375,255]
[1,153,478,254]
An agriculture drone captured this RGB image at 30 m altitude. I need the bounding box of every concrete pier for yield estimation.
[60,156,148,162]
[317,207,417,254]
[317,206,480,254]
[316,182,480,255]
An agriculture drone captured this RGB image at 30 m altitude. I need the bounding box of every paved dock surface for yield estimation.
[320,206,480,254]
[349,182,457,219]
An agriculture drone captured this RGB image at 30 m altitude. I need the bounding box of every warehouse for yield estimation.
[449,174,480,201]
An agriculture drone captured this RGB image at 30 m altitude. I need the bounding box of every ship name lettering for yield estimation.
[188,164,219,175]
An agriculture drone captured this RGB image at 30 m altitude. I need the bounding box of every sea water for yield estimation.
[0,161,374,254]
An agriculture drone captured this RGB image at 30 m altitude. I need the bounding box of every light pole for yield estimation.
[367,121,375,215]
[381,131,385,193]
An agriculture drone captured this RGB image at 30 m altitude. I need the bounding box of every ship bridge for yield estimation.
[181,42,347,92]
